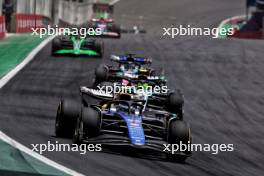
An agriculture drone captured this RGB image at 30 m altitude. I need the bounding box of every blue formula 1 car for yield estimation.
[55,86,192,162]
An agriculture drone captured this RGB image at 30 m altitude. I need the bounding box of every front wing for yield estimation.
[82,133,191,157]
[55,49,101,56]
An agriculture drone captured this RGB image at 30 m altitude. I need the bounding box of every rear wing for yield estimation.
[91,18,113,23]
[80,86,148,103]
[80,86,113,101]
[110,55,152,65]
[129,76,167,84]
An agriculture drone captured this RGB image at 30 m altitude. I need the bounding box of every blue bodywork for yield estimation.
[105,111,145,145]
[119,55,148,63]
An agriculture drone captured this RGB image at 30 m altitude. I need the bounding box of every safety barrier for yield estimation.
[16,14,43,33]
[0,16,6,39]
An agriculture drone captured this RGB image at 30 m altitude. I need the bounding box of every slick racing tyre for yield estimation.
[51,38,61,56]
[112,24,121,38]
[95,64,109,82]
[107,24,121,38]
[73,116,83,144]
[55,99,81,138]
[166,90,184,119]
[82,107,101,138]
[94,41,104,57]
[167,120,191,162]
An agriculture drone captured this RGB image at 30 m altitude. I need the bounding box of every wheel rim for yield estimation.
[74,117,83,143]
[79,120,83,140]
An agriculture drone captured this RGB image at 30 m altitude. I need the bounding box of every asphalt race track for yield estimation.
[0,0,263,175]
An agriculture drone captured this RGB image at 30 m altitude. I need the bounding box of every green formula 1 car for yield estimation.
[51,34,104,57]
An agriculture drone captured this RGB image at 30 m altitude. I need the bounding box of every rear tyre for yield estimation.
[55,99,81,138]
[82,107,101,138]
[51,38,61,56]
[94,41,104,57]
[167,120,191,162]
[112,24,121,38]
[115,25,121,38]
[116,28,121,38]
[166,91,184,119]
[95,64,109,83]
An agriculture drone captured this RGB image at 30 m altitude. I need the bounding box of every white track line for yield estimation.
[0,131,85,176]
[0,35,55,88]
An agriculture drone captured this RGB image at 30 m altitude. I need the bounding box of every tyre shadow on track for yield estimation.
[100,145,191,164]
[51,136,191,164]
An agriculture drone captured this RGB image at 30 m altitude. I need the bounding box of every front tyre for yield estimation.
[167,120,191,162]
[82,107,101,138]
[112,24,121,38]
[94,41,104,57]
[73,116,83,144]
[55,99,81,138]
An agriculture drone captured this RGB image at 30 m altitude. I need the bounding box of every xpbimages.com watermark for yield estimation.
[163,25,238,38]
[97,83,168,95]
[31,25,103,38]
[30,141,234,155]
[163,141,234,155]
[31,141,102,155]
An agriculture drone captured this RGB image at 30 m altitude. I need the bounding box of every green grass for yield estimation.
[0,34,47,78]
[0,140,69,176]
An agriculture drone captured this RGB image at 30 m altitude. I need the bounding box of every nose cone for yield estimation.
[127,118,145,145]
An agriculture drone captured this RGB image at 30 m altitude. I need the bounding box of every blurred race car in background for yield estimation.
[89,18,121,38]
[51,34,104,57]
